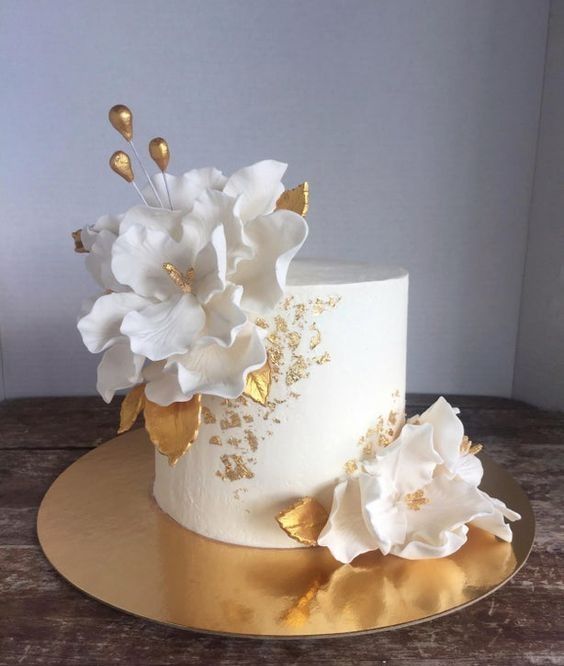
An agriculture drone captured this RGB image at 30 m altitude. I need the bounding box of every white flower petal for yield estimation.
[143,167,227,210]
[96,341,144,403]
[82,213,122,251]
[192,225,227,303]
[470,491,521,541]
[187,189,251,273]
[452,452,484,487]
[370,423,442,498]
[169,323,266,399]
[317,476,380,564]
[358,472,407,556]
[200,285,247,347]
[111,225,195,300]
[119,206,186,241]
[223,160,287,220]
[77,292,149,353]
[230,208,308,313]
[418,397,464,473]
[394,476,492,559]
[143,361,188,406]
[121,294,205,361]
[85,229,125,292]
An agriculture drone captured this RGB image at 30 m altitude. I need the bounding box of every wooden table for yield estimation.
[1,394,562,665]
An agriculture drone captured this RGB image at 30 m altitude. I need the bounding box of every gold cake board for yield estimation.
[37,430,534,638]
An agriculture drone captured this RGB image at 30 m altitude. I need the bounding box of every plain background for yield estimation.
[0,0,562,409]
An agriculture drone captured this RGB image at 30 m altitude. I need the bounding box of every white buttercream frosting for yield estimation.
[153,260,409,547]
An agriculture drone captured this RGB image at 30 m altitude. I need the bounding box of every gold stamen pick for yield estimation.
[149,137,170,171]
[109,104,133,141]
[109,151,134,182]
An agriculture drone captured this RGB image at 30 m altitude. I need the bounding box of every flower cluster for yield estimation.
[317,397,520,563]
[77,160,308,406]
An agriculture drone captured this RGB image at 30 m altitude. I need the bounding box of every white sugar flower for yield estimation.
[77,159,307,406]
[317,397,520,563]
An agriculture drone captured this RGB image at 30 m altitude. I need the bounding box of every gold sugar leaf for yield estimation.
[276,497,329,546]
[71,229,88,253]
[144,394,202,465]
[276,182,309,217]
[243,359,272,406]
[118,384,146,434]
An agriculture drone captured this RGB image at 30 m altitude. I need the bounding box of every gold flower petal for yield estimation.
[276,497,329,546]
[118,384,146,434]
[144,394,202,465]
[276,182,309,217]
[71,229,88,253]
[243,359,272,406]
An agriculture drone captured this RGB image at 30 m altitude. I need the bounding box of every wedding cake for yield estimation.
[74,105,520,563]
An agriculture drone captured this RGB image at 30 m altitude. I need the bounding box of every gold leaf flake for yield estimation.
[276,497,329,546]
[276,182,309,216]
[255,317,269,329]
[220,410,242,430]
[314,352,331,365]
[344,459,358,475]
[209,436,221,446]
[244,429,259,451]
[216,454,255,481]
[243,359,272,406]
[309,323,321,350]
[71,229,88,253]
[201,406,216,424]
[227,437,241,448]
[144,394,202,465]
[287,331,301,350]
[274,315,288,332]
[286,355,309,385]
[118,384,145,434]
[405,489,430,511]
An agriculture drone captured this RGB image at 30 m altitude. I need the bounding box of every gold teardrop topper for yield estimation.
[109,104,133,141]
[109,151,134,182]
[149,137,170,171]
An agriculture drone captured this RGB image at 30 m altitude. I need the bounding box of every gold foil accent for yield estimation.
[405,489,430,511]
[344,459,358,475]
[209,436,221,446]
[461,435,483,456]
[220,411,242,430]
[313,296,341,315]
[243,414,254,423]
[109,150,134,183]
[275,181,309,216]
[286,356,309,385]
[388,410,398,425]
[108,104,133,141]
[144,394,202,465]
[309,323,321,350]
[162,263,194,293]
[255,318,269,329]
[244,430,259,451]
[274,315,288,332]
[243,359,272,406]
[148,137,170,171]
[293,303,306,323]
[314,352,331,365]
[276,497,329,546]
[216,454,255,481]
[227,437,241,448]
[71,229,88,253]
[287,331,301,350]
[202,406,216,424]
[118,384,145,434]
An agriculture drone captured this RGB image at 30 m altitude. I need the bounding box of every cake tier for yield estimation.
[153,260,409,547]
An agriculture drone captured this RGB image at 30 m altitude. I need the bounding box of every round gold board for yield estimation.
[37,429,534,638]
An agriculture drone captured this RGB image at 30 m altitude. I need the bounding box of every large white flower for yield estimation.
[77,159,307,406]
[317,398,520,564]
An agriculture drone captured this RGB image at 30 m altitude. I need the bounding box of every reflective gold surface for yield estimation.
[37,430,534,638]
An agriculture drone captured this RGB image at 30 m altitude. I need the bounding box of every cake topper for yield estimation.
[148,137,173,209]
[108,104,165,208]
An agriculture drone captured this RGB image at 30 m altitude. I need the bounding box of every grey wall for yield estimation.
[0,0,551,399]
[514,0,564,410]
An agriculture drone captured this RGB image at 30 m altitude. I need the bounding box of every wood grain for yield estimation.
[0,395,562,665]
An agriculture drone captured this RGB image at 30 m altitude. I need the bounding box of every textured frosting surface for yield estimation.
[154,260,409,547]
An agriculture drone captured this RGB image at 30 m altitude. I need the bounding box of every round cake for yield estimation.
[153,259,409,547]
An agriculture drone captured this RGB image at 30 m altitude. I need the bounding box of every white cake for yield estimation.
[153,259,409,547]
